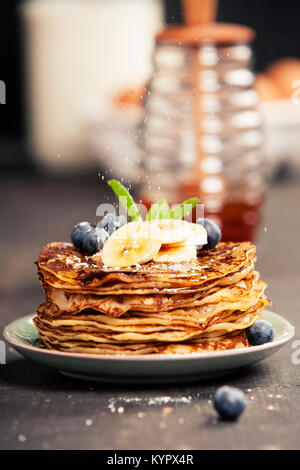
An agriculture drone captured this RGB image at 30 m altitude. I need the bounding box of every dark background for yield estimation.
[0,0,300,167]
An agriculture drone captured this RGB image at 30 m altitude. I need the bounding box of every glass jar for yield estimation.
[139,24,265,242]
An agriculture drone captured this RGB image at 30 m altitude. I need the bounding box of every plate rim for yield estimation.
[3,310,295,363]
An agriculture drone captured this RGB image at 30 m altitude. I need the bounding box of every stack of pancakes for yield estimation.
[34,241,270,355]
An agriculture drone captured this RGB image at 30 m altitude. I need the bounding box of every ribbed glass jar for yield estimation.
[139,24,265,241]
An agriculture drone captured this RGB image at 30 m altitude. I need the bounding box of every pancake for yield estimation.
[34,308,261,344]
[36,287,267,332]
[34,294,267,344]
[41,272,265,317]
[38,330,250,355]
[38,260,255,295]
[38,241,256,289]
[34,240,271,355]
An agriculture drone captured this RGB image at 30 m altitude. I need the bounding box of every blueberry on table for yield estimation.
[82,227,109,256]
[71,221,93,251]
[214,386,245,421]
[196,218,221,249]
[246,320,274,346]
[97,213,126,236]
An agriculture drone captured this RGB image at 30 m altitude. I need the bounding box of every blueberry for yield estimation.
[214,386,246,421]
[196,218,221,249]
[246,320,274,346]
[81,227,109,256]
[71,222,93,251]
[97,213,126,236]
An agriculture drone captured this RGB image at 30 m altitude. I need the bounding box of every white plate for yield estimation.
[3,310,295,384]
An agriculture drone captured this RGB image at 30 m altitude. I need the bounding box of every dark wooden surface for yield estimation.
[0,175,299,450]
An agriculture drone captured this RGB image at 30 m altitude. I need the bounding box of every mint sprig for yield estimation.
[169,197,199,220]
[147,199,169,221]
[107,180,199,221]
[107,179,142,221]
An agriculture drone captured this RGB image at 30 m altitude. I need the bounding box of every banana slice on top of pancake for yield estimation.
[99,219,207,267]
[150,219,207,247]
[100,221,162,268]
[153,244,197,263]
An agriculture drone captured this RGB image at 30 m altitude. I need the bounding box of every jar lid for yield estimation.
[156,23,255,46]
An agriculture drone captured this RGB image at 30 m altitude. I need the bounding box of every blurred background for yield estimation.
[1,0,300,177]
[0,0,300,325]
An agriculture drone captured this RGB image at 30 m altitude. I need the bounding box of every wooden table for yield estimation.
[0,175,299,450]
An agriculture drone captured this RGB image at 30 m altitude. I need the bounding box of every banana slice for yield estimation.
[150,219,189,244]
[180,222,208,247]
[153,244,197,263]
[151,219,207,246]
[100,222,162,268]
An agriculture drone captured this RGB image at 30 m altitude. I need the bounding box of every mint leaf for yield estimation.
[169,197,199,220]
[108,179,142,221]
[147,199,169,220]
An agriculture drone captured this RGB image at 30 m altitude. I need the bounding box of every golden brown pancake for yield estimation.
[38,241,256,288]
[38,330,250,355]
[34,241,271,355]
[41,272,265,317]
[34,304,264,344]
